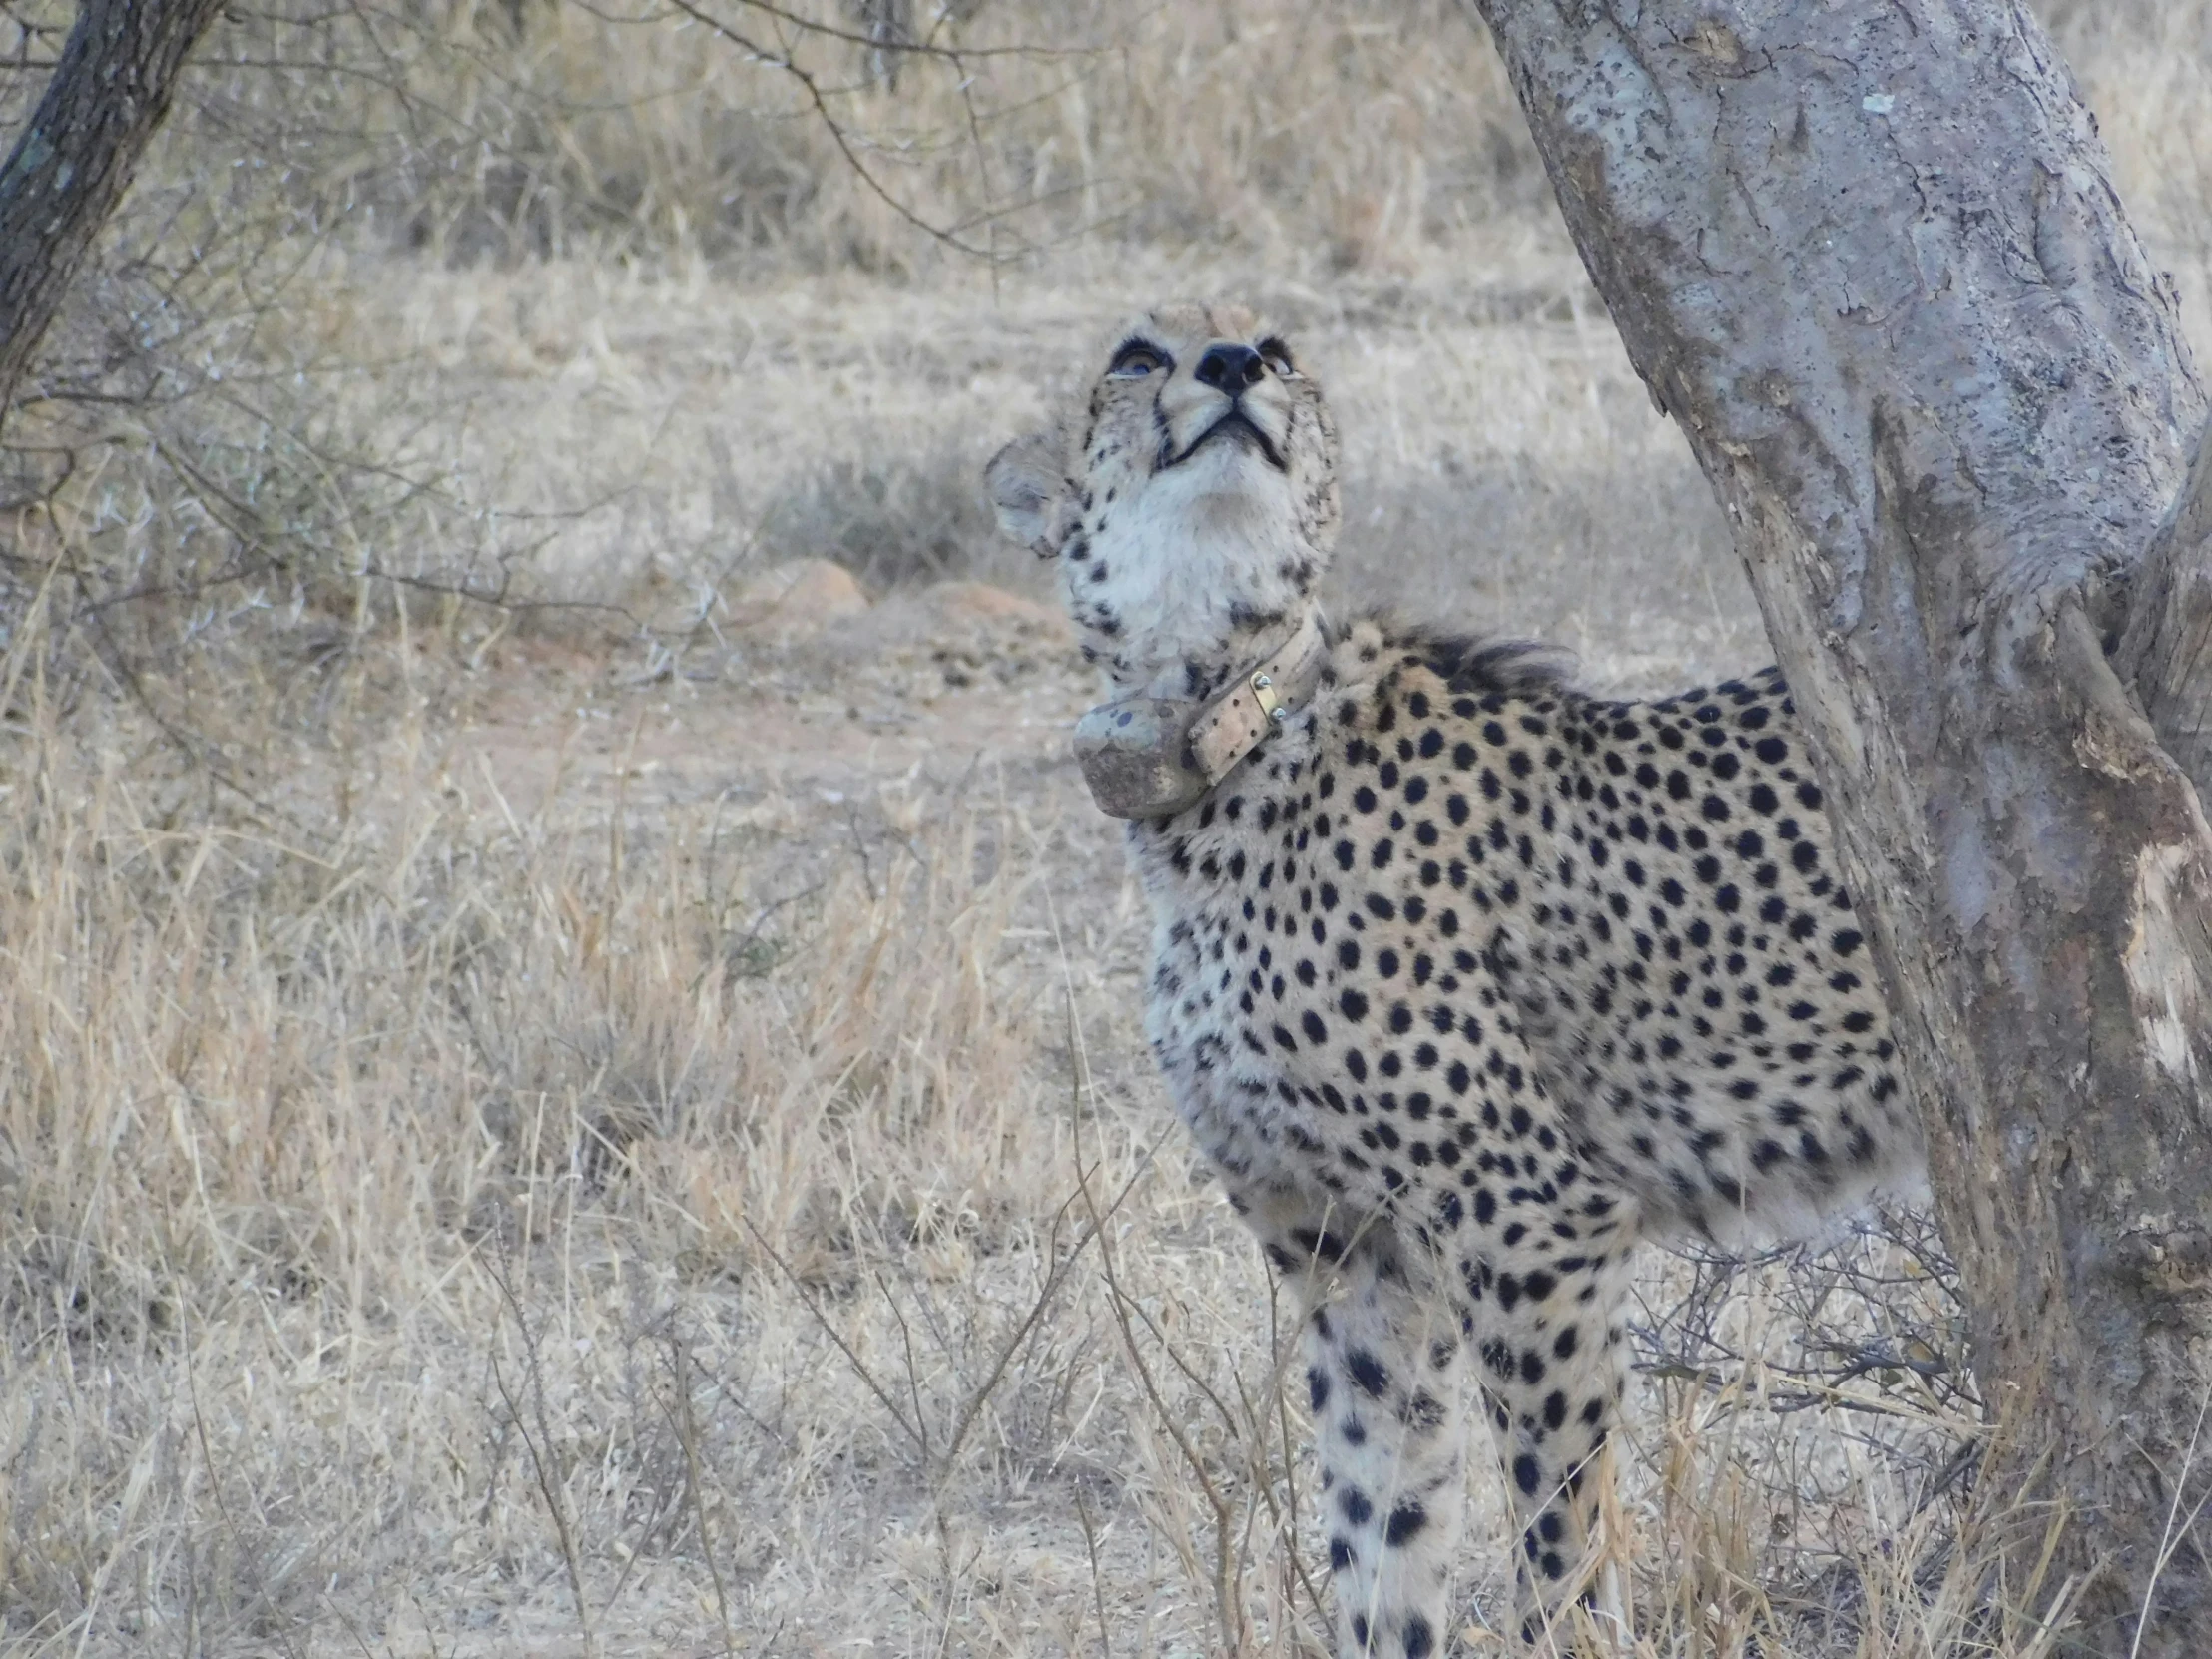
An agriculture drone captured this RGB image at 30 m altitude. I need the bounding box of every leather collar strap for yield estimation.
[1074,614,1331,820]
[1187,613,1331,784]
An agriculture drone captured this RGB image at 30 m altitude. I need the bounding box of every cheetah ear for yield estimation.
[985,427,1079,558]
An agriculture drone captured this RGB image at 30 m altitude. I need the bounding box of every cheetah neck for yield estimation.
[1104,602,1327,708]
[1073,610,1332,819]
[1072,569,1329,706]
[1067,476,1325,705]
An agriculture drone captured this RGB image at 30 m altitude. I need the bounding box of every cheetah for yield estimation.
[986,303,1926,1656]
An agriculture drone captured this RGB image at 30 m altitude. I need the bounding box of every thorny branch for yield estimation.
[654,0,1118,261]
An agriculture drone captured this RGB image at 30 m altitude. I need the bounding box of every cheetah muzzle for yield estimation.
[986,302,1928,1657]
[1178,407,1285,471]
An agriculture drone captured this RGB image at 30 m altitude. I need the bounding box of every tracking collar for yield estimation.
[1074,614,1330,820]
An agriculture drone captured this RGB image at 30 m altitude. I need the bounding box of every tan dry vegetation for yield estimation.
[0,1,2207,1654]
[0,570,2008,1657]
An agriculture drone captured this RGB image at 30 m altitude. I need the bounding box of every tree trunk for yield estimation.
[0,0,229,424]
[2122,421,2212,803]
[1466,2,2212,1651]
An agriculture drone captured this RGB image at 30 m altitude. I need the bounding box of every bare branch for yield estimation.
[657,0,1005,259]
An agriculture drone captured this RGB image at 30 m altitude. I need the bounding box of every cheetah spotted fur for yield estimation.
[986,304,1926,1656]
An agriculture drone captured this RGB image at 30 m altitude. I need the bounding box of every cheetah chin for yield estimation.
[987,302,1929,1657]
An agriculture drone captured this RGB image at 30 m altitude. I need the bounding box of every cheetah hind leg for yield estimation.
[1458,1239,1637,1653]
[1288,1219,1469,1659]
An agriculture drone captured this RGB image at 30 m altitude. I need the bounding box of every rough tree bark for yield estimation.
[2123,421,2212,803]
[1466,2,2212,1652]
[0,0,230,424]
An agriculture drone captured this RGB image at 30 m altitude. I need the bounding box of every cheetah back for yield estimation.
[1136,627,1921,1251]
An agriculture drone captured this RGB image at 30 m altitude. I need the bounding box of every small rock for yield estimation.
[922,580,1069,638]
[729,559,869,642]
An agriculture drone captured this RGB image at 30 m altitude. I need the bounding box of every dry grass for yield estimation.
[0,571,2075,1654]
[0,0,2206,1654]
[164,0,1539,274]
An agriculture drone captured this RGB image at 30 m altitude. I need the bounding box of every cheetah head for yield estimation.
[986,303,1340,698]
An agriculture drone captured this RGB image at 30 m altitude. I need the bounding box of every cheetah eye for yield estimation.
[1108,340,1169,379]
[1258,336,1297,377]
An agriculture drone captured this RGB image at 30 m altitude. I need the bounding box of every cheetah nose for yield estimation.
[1194,343,1266,395]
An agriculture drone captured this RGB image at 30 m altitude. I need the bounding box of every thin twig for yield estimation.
[484,1239,599,1659]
